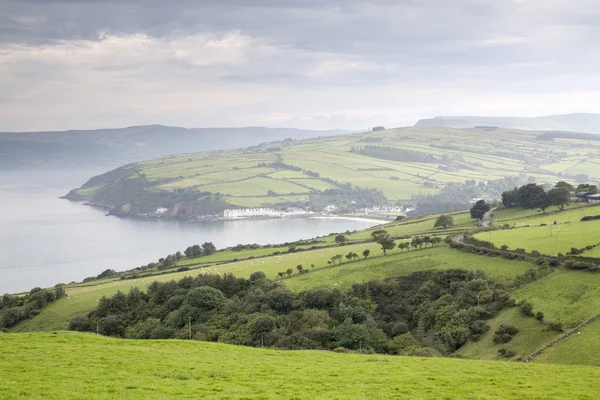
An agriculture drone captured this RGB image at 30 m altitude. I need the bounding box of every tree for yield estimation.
[277,272,285,279]
[249,271,267,281]
[548,187,571,210]
[371,229,395,256]
[576,184,598,194]
[533,191,552,213]
[201,242,217,256]
[434,214,454,228]
[286,268,293,277]
[398,242,409,252]
[296,264,304,274]
[185,287,225,311]
[516,184,546,209]
[335,235,349,246]
[501,188,519,208]
[470,200,491,220]
[69,315,92,332]
[555,181,574,192]
[98,315,125,337]
[362,249,370,259]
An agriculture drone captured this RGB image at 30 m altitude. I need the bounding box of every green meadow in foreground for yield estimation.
[2,332,600,400]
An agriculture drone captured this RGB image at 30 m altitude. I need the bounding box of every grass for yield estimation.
[492,204,600,228]
[458,307,559,361]
[2,332,600,399]
[535,318,600,367]
[475,218,600,255]
[284,246,532,292]
[511,269,600,328]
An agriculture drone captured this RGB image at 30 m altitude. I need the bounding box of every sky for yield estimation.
[1,0,599,132]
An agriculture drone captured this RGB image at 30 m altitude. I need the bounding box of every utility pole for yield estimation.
[188,317,192,340]
[549,224,553,237]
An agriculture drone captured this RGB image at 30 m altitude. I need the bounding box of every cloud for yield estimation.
[0,0,599,131]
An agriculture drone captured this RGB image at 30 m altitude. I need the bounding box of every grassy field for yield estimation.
[511,269,600,328]
[2,332,600,400]
[71,126,600,212]
[475,216,600,255]
[535,318,600,367]
[12,245,534,333]
[458,307,559,361]
[492,204,600,228]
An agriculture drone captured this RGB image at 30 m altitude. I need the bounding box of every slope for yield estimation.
[66,125,600,219]
[1,332,599,400]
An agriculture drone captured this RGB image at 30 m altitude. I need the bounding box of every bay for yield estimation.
[0,169,378,294]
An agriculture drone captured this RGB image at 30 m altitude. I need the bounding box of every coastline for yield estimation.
[310,215,390,224]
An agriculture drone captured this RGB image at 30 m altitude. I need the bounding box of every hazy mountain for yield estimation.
[415,113,600,133]
[0,125,349,169]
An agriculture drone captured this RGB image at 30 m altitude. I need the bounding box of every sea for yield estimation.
[0,168,379,294]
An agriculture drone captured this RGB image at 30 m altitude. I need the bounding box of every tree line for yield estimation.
[502,181,599,212]
[350,145,439,163]
[69,268,509,357]
[0,286,66,330]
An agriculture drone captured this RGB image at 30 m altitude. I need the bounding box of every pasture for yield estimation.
[2,332,600,399]
[511,269,600,328]
[475,218,600,255]
[458,307,559,361]
[535,318,600,367]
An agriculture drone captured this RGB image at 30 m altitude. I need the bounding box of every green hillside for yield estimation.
[475,204,600,255]
[1,332,599,400]
[535,318,600,366]
[65,126,600,219]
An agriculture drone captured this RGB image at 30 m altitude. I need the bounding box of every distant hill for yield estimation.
[415,113,600,133]
[0,125,349,169]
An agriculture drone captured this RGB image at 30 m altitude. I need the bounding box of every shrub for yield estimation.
[520,300,534,316]
[549,321,564,332]
[498,348,516,358]
[493,324,519,344]
[535,312,544,321]
[69,315,92,332]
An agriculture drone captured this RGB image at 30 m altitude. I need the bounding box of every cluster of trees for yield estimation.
[501,182,577,212]
[370,229,443,255]
[408,177,524,217]
[350,146,438,163]
[1,286,65,330]
[184,242,217,258]
[71,269,508,356]
[434,214,454,228]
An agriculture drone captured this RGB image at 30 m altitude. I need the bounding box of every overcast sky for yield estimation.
[1,0,599,131]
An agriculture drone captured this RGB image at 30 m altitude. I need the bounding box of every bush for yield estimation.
[98,315,125,337]
[549,321,564,332]
[69,315,92,332]
[581,215,600,222]
[498,348,516,358]
[520,300,534,316]
[493,324,519,344]
[535,312,544,321]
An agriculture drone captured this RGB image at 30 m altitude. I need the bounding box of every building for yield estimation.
[588,194,600,205]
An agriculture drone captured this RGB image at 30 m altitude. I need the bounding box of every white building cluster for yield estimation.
[223,208,312,219]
